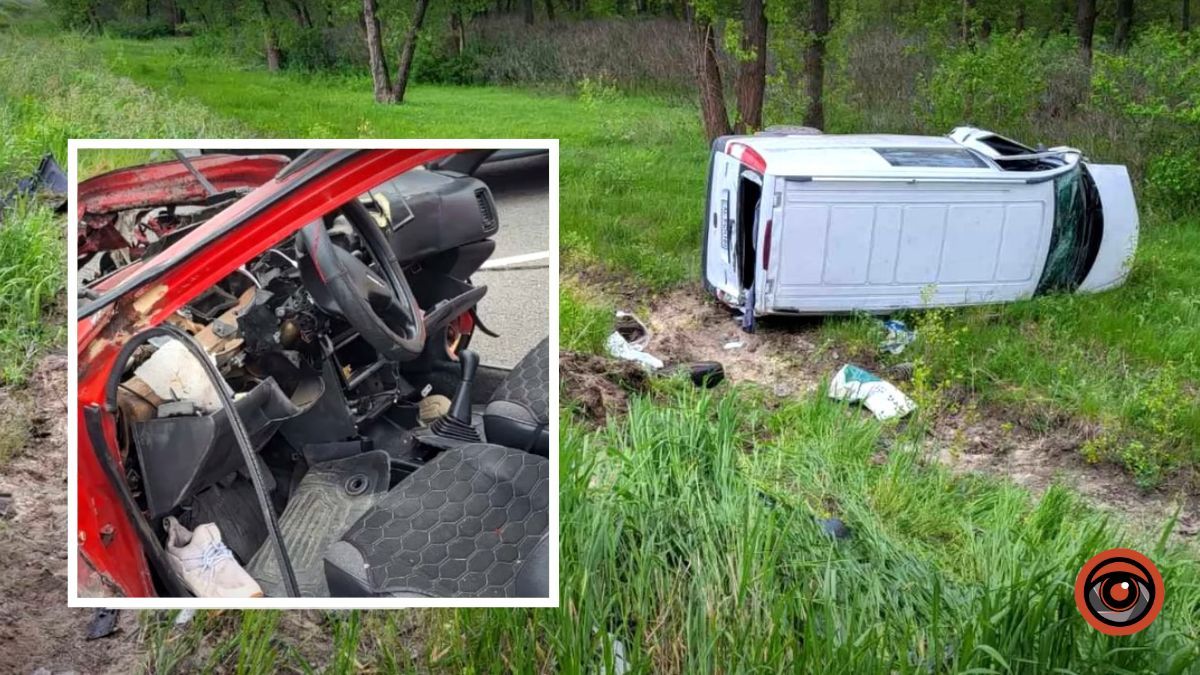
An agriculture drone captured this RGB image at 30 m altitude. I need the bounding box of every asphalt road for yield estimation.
[468,154,551,369]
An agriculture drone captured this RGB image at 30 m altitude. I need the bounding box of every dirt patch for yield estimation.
[560,351,649,425]
[641,287,842,397]
[929,408,1200,539]
[0,353,142,674]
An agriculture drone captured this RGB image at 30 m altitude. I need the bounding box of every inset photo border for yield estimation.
[67,139,559,609]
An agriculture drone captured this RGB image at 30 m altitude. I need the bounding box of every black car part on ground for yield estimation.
[103,324,300,597]
[0,154,67,220]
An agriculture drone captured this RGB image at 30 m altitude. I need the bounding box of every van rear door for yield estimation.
[703,150,743,302]
[763,178,1057,313]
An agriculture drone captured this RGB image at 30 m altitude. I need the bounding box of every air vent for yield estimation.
[475,188,498,232]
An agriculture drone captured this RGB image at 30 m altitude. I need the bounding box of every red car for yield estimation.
[76,149,550,599]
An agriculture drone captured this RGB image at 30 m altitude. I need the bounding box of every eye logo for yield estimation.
[1074,548,1164,635]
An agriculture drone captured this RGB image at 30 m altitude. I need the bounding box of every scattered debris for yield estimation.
[723,340,744,350]
[85,608,120,640]
[609,635,630,674]
[670,361,726,388]
[0,154,68,219]
[174,608,197,626]
[880,319,915,355]
[0,490,13,520]
[828,364,916,421]
[606,311,664,370]
[817,517,852,540]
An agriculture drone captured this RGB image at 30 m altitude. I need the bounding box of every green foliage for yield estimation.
[920,31,1061,136]
[411,37,489,86]
[102,18,173,39]
[1145,149,1200,213]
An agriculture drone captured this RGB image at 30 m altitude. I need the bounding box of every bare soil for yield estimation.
[642,288,839,398]
[929,410,1199,539]
[560,351,649,425]
[0,354,142,674]
[576,287,1198,540]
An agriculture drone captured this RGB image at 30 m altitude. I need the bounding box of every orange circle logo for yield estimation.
[1074,548,1164,635]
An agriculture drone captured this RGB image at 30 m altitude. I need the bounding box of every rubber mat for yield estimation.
[247,450,390,597]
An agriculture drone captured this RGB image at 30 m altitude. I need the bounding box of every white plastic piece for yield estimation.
[134,340,221,412]
[828,364,916,421]
[723,341,745,350]
[606,332,663,370]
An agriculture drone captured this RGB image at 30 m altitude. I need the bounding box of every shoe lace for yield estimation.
[179,540,235,585]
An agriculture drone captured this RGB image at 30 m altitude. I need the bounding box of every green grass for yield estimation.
[2,26,1198,672]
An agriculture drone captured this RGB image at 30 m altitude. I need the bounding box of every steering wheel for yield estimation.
[297,199,426,362]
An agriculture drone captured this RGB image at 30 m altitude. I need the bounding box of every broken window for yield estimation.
[1036,165,1105,293]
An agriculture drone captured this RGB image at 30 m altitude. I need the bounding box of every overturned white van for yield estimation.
[701,127,1138,326]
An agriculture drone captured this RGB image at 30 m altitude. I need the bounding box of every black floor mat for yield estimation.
[247,451,390,597]
[179,477,268,564]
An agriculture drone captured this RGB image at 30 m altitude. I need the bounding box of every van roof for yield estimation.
[723,132,1001,178]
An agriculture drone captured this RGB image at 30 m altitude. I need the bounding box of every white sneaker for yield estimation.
[164,517,264,598]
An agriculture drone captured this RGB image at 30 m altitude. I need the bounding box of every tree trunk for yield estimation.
[1185,0,1192,31]
[362,0,394,103]
[688,7,732,143]
[450,12,466,54]
[804,0,830,130]
[286,0,314,29]
[261,0,282,72]
[1076,0,1097,65]
[733,0,767,133]
[523,0,535,24]
[392,0,431,103]
[1114,0,1134,50]
[545,0,556,20]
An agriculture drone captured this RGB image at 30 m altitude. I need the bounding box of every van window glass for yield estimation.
[874,148,987,168]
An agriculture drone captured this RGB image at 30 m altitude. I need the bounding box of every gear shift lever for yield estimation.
[448,349,478,424]
[430,350,482,442]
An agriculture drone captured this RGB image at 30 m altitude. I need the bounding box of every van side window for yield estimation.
[874,148,987,168]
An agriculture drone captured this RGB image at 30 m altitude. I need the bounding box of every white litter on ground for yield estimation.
[828,364,917,421]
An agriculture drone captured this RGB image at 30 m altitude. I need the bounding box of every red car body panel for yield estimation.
[77,149,456,596]
[78,155,292,257]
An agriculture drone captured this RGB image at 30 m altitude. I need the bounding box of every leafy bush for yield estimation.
[103,19,173,40]
[412,37,488,86]
[920,32,1060,136]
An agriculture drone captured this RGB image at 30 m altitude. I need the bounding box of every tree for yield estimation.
[1114,0,1134,51]
[523,0,534,24]
[392,0,432,103]
[261,0,282,72]
[1183,0,1191,31]
[805,0,830,130]
[362,0,394,102]
[688,6,732,142]
[734,0,767,133]
[1076,0,1097,64]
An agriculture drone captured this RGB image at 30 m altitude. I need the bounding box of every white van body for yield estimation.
[702,127,1139,319]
